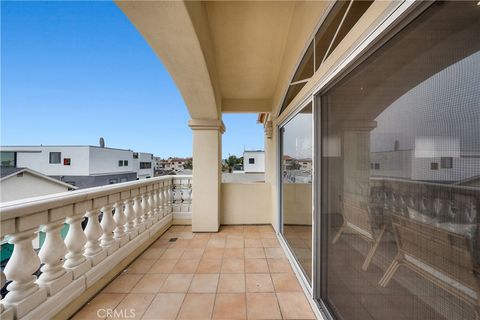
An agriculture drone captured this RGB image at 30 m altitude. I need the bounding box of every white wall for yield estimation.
[89,147,134,175]
[136,152,154,179]
[10,146,90,176]
[243,151,265,173]
[0,172,70,202]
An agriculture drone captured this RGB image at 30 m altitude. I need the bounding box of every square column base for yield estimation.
[1,306,14,320]
[37,270,73,296]
[4,287,47,319]
[65,259,91,279]
[86,248,107,266]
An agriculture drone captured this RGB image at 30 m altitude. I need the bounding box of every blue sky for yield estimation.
[1,1,263,158]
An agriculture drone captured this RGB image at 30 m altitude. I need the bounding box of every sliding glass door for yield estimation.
[280,102,313,284]
[318,2,480,320]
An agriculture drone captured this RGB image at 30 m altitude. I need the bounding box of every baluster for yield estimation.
[3,228,47,317]
[141,192,152,227]
[124,198,138,239]
[37,220,72,295]
[113,201,129,246]
[100,205,119,255]
[153,186,160,221]
[148,189,157,223]
[64,215,90,278]
[0,268,14,320]
[162,184,168,215]
[158,185,164,218]
[84,208,107,266]
[167,182,173,214]
[133,195,145,233]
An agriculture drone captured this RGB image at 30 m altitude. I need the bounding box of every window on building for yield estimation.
[124,160,128,166]
[0,151,16,167]
[374,163,380,170]
[63,158,71,166]
[133,153,138,159]
[49,152,61,164]
[430,162,439,170]
[118,160,123,167]
[140,162,152,169]
[109,179,118,184]
[249,158,255,164]
[441,157,453,169]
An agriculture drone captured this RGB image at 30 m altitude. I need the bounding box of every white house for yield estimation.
[0,167,77,202]
[243,150,265,173]
[0,145,154,188]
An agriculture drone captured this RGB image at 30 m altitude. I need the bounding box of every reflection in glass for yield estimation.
[320,2,480,320]
[281,102,313,283]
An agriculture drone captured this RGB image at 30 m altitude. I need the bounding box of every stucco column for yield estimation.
[189,119,225,232]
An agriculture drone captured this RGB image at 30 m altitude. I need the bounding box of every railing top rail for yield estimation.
[0,175,192,221]
[370,176,480,192]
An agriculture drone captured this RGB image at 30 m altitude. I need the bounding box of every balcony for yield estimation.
[0,176,313,320]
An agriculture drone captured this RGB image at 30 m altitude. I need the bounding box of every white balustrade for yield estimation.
[64,215,90,279]
[0,175,191,319]
[37,220,72,295]
[113,201,128,246]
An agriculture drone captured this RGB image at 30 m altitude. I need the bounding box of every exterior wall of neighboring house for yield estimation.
[1,171,74,202]
[7,146,91,176]
[50,172,137,189]
[89,147,134,175]
[243,151,265,173]
[135,152,154,179]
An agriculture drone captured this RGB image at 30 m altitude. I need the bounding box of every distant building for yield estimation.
[243,150,265,173]
[0,145,154,189]
[1,167,77,202]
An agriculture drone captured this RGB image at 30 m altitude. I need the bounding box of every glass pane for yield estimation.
[315,1,350,70]
[0,152,16,167]
[281,102,313,283]
[292,41,314,83]
[320,2,480,320]
[280,82,306,114]
[324,0,373,62]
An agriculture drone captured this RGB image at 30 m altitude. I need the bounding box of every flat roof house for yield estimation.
[1,2,479,320]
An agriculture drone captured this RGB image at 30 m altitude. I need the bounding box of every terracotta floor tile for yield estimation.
[246,293,282,320]
[181,248,205,259]
[226,239,244,248]
[72,293,126,320]
[213,293,246,319]
[193,233,212,240]
[224,248,244,259]
[131,274,168,293]
[150,239,172,249]
[271,273,302,292]
[264,248,285,259]
[161,248,185,259]
[110,293,154,320]
[169,226,185,232]
[126,258,157,274]
[261,239,280,248]
[203,247,225,259]
[244,239,262,248]
[246,273,274,293]
[218,274,245,293]
[189,273,219,293]
[140,247,166,259]
[103,274,142,293]
[245,247,265,259]
[178,232,195,240]
[243,232,261,240]
[141,293,185,320]
[267,259,293,273]
[189,239,209,249]
[221,259,245,273]
[177,293,215,320]
[207,238,226,248]
[170,239,191,248]
[159,274,194,293]
[276,292,315,319]
[245,259,269,273]
[171,259,200,273]
[259,232,276,239]
[196,259,223,274]
[147,259,178,273]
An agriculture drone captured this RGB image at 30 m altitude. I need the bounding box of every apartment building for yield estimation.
[0,145,153,188]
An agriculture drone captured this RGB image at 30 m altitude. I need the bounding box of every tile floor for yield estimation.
[72,225,316,320]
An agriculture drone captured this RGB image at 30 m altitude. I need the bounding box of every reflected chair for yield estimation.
[332,196,386,270]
